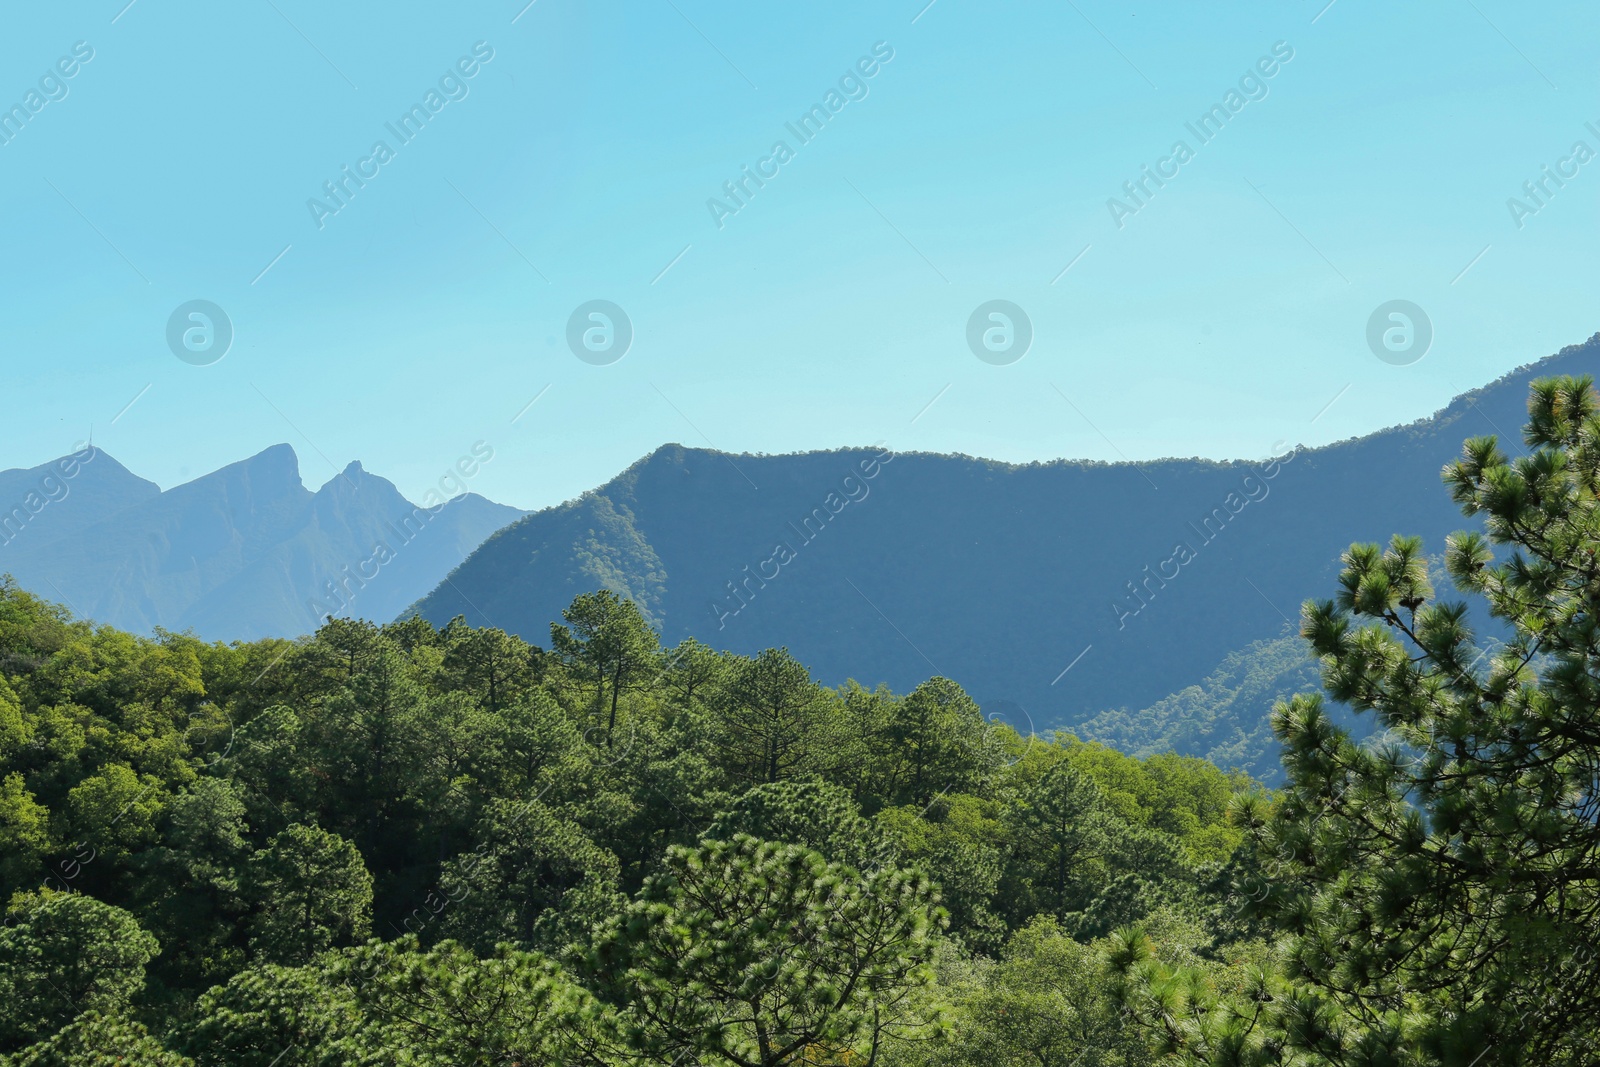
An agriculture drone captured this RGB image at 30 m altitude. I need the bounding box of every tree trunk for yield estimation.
[607,661,622,748]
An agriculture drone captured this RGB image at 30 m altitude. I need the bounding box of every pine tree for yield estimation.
[709,648,837,785]
[0,890,160,1052]
[1114,375,1600,1065]
[549,591,662,748]
[245,823,372,965]
[583,834,944,1067]
[1004,762,1120,925]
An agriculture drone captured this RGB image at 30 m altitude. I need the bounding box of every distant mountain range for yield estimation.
[4,336,1594,778]
[411,335,1600,760]
[0,444,523,640]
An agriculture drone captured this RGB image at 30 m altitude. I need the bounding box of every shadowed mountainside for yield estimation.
[413,335,1600,739]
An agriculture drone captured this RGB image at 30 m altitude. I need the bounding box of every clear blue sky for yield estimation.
[2,0,1595,509]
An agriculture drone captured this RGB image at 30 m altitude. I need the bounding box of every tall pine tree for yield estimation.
[1115,375,1600,1065]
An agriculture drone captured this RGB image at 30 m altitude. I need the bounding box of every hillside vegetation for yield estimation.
[415,337,1600,740]
[0,575,1257,1065]
[1,374,1598,1065]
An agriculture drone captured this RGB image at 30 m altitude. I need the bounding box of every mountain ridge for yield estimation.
[413,334,1600,736]
[0,444,525,641]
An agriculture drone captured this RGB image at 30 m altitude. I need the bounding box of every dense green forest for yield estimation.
[1,376,1597,1065]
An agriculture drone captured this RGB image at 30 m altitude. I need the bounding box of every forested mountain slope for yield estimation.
[0,580,1256,1065]
[4,373,1599,1064]
[416,335,1600,733]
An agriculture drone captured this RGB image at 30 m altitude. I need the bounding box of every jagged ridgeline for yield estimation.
[0,443,523,640]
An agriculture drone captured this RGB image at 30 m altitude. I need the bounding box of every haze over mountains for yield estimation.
[3,336,1594,779]
[0,444,523,640]
[413,336,1599,773]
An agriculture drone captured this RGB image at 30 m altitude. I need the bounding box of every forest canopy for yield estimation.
[0,575,1252,1066]
[1,375,1597,1066]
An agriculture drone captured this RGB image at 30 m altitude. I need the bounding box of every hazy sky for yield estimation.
[2,1,1595,510]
